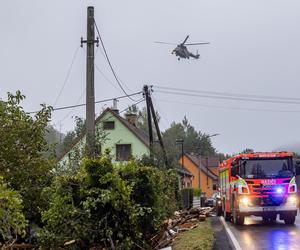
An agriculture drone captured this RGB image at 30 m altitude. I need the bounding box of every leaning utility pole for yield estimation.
[144,85,154,160]
[81,6,99,157]
[149,96,169,168]
[144,85,169,168]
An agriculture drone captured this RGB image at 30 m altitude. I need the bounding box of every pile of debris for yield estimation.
[151,206,215,250]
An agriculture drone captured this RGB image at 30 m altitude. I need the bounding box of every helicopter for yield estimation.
[155,35,209,60]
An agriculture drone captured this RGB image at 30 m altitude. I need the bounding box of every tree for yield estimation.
[126,105,160,136]
[39,154,179,249]
[44,125,65,157]
[58,131,76,156]
[0,177,27,245]
[0,91,54,222]
[55,117,108,175]
[55,116,86,157]
[44,125,62,146]
[127,106,217,168]
[240,148,254,154]
[162,117,216,167]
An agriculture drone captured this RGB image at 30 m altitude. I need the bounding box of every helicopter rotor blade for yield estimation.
[154,41,177,45]
[185,42,210,46]
[182,35,189,45]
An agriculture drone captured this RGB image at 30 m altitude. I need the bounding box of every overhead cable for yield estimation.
[155,98,300,113]
[81,46,120,92]
[154,85,300,102]
[94,63,120,92]
[101,98,145,123]
[94,19,138,101]
[27,91,143,114]
[51,98,145,141]
[55,88,86,126]
[155,90,300,105]
[52,46,81,106]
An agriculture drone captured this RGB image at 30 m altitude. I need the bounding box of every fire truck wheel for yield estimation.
[233,201,244,225]
[284,214,296,225]
[224,210,231,221]
[270,214,277,222]
[262,216,269,224]
[217,206,222,216]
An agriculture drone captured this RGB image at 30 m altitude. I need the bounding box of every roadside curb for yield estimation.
[219,217,242,250]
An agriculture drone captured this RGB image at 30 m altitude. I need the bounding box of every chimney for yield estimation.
[112,99,119,114]
[125,113,137,127]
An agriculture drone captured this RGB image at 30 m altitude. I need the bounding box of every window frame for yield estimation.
[116,144,132,161]
[103,121,115,130]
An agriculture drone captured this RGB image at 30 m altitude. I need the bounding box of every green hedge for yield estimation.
[0,177,27,243]
[38,154,180,249]
[193,188,201,197]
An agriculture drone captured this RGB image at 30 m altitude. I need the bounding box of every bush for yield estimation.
[38,155,179,249]
[193,188,201,197]
[0,177,27,244]
[119,161,180,239]
[0,91,54,223]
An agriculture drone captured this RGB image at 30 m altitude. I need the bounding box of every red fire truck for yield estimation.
[219,152,299,225]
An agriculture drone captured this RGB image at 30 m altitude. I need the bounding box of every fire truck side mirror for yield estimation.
[231,165,239,177]
[295,160,300,175]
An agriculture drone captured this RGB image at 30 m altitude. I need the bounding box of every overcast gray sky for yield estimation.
[1,0,300,154]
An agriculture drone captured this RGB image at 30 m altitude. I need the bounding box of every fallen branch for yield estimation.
[153,206,215,249]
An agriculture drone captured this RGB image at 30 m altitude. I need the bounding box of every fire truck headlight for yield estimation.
[240,197,250,206]
[276,187,284,194]
[287,196,298,204]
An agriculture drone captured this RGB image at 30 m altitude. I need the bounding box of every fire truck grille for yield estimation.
[251,185,285,194]
[250,196,286,206]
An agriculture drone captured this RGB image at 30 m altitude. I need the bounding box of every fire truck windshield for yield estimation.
[241,158,294,179]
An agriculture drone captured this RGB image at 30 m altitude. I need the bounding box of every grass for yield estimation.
[172,219,214,250]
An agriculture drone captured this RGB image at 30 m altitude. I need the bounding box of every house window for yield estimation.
[103,121,115,130]
[116,144,132,161]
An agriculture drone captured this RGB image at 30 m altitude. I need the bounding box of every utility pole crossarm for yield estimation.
[81,37,99,47]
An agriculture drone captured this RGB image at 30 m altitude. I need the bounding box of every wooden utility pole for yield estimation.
[144,85,169,168]
[144,85,154,160]
[149,96,169,168]
[81,6,99,157]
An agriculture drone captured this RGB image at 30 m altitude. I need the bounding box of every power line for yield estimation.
[82,46,120,92]
[155,98,300,113]
[55,88,86,126]
[27,91,143,114]
[94,62,120,92]
[154,85,300,102]
[53,98,145,155]
[54,46,102,126]
[155,89,300,105]
[53,46,81,107]
[93,18,138,101]
[101,98,145,123]
[151,95,170,128]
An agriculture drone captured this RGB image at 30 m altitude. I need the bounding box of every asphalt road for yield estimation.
[225,214,300,250]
